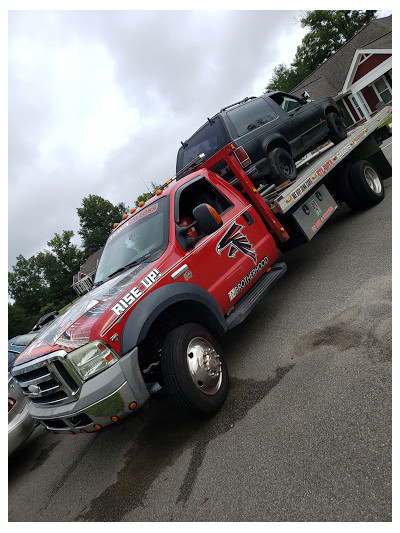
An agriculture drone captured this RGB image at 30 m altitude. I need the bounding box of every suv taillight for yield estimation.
[8,398,16,412]
[234,147,251,168]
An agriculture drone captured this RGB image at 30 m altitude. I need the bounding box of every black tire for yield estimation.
[161,323,229,415]
[327,112,347,144]
[335,166,364,211]
[267,147,297,185]
[349,160,385,209]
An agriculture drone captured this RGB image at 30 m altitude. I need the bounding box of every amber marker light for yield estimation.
[377,117,381,121]
[94,424,102,430]
[129,402,137,410]
[138,201,145,207]
[286,197,292,203]
[130,208,136,214]
[267,267,272,273]
[313,174,317,178]
[111,416,119,422]
[156,189,162,195]
[280,226,285,232]
[113,223,118,228]
[80,429,87,434]
[365,129,368,132]
[122,214,128,220]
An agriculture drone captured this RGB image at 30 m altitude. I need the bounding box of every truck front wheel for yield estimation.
[161,323,229,414]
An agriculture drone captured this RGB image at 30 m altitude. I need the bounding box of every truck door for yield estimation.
[173,175,276,315]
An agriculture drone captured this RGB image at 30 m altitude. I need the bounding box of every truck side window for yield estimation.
[175,177,232,250]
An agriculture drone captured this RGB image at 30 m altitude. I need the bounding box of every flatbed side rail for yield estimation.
[200,145,290,243]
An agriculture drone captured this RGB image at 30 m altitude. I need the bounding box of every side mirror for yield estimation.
[193,203,223,235]
[301,91,310,102]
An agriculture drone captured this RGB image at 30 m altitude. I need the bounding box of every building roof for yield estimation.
[291,15,392,99]
[79,247,103,276]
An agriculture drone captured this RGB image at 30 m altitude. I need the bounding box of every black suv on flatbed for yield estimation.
[176,91,347,187]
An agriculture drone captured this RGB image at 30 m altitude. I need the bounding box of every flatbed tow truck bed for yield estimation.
[266,105,392,215]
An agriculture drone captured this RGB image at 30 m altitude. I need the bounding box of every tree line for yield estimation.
[265,10,377,93]
[8,195,130,338]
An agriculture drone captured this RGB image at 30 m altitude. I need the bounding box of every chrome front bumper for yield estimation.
[15,347,150,434]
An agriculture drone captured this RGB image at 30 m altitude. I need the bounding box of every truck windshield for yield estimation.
[94,197,169,284]
[176,117,228,172]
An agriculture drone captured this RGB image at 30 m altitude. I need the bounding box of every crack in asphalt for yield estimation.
[76,365,294,521]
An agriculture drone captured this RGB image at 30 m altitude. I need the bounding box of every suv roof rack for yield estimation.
[220,96,257,112]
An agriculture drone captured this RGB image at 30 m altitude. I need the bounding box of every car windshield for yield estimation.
[176,117,228,171]
[10,333,37,348]
[94,197,169,284]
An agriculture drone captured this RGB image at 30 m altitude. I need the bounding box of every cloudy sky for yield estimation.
[7,8,390,273]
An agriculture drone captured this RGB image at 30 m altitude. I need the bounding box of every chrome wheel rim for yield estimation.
[186,337,223,395]
[364,166,382,194]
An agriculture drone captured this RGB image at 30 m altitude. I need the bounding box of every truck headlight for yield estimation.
[67,341,119,381]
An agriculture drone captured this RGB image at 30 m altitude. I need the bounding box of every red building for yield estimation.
[292,15,392,127]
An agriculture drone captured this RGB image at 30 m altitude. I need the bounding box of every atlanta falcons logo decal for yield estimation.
[216,221,257,264]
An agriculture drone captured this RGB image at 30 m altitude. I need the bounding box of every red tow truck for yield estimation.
[11,106,392,434]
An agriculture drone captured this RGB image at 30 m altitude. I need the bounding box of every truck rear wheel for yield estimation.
[349,160,385,208]
[327,112,347,144]
[161,323,229,414]
[267,147,297,185]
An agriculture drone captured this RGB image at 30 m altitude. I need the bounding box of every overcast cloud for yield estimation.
[8,9,310,271]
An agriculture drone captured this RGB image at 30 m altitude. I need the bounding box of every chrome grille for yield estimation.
[11,350,82,406]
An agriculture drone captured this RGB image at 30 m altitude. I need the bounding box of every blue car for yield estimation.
[8,332,38,372]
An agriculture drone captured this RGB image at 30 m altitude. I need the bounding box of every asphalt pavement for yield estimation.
[8,139,392,522]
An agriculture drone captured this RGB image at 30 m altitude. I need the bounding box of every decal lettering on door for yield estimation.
[216,221,257,264]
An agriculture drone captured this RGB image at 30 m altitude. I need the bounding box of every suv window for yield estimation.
[176,117,228,171]
[281,96,302,112]
[226,98,278,136]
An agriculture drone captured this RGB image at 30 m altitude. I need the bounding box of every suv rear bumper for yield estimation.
[28,347,150,434]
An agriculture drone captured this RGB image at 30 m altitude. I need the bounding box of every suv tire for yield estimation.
[327,112,347,144]
[267,147,297,185]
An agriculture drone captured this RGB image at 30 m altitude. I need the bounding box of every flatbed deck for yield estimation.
[267,105,392,215]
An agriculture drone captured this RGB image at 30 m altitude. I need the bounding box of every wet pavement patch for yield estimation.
[293,303,391,363]
[30,441,60,472]
[76,364,294,521]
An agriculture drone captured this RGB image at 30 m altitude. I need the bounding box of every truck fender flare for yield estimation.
[120,282,227,355]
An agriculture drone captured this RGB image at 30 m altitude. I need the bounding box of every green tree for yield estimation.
[36,231,85,307]
[8,231,84,333]
[8,254,48,315]
[77,195,129,256]
[8,303,38,339]
[265,10,377,93]
[265,63,303,93]
[135,182,161,207]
